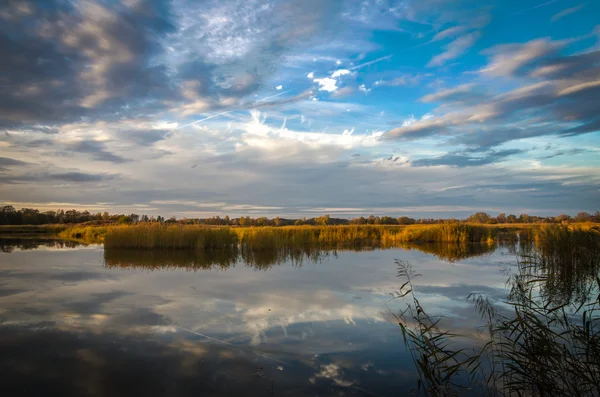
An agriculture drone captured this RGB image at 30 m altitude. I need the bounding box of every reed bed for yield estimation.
[101,223,506,250]
[103,224,238,250]
[58,225,109,242]
[236,225,402,249]
[523,224,600,305]
[383,223,498,245]
[534,224,600,270]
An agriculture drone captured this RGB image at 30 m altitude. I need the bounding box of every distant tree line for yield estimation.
[0,206,142,225]
[464,211,600,224]
[1,205,598,226]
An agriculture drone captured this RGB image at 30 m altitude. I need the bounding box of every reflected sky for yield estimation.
[0,240,517,396]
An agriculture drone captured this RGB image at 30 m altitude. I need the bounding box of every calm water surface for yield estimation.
[0,240,518,396]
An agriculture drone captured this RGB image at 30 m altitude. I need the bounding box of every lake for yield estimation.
[0,239,538,396]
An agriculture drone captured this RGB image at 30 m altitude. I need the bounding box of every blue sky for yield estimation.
[0,0,598,218]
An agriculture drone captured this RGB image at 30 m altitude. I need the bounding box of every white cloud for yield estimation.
[239,110,382,151]
[313,77,339,92]
[306,71,314,79]
[331,69,352,78]
[275,85,283,90]
[311,69,355,93]
[359,84,370,93]
[375,74,425,87]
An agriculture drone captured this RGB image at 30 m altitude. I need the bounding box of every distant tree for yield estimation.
[256,217,270,226]
[496,213,507,224]
[507,214,517,223]
[379,216,398,225]
[20,208,40,225]
[574,212,591,222]
[555,214,571,224]
[397,216,415,225]
[518,214,531,223]
[44,211,57,223]
[64,209,80,223]
[56,209,65,223]
[316,214,330,226]
[351,216,366,225]
[467,212,491,224]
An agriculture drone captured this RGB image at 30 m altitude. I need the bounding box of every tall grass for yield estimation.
[391,261,484,396]
[385,224,498,245]
[104,224,238,250]
[58,225,109,242]
[102,224,505,250]
[394,225,600,396]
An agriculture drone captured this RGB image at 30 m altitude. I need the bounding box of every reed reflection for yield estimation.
[508,226,600,305]
[0,238,84,253]
[103,242,501,270]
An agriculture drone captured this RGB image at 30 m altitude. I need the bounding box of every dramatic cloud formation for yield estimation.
[0,0,598,217]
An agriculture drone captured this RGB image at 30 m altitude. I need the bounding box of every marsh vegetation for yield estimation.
[101,223,509,250]
[394,225,600,396]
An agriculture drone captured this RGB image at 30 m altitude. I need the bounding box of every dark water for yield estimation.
[0,239,518,396]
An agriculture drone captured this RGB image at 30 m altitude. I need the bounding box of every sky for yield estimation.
[0,0,599,218]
